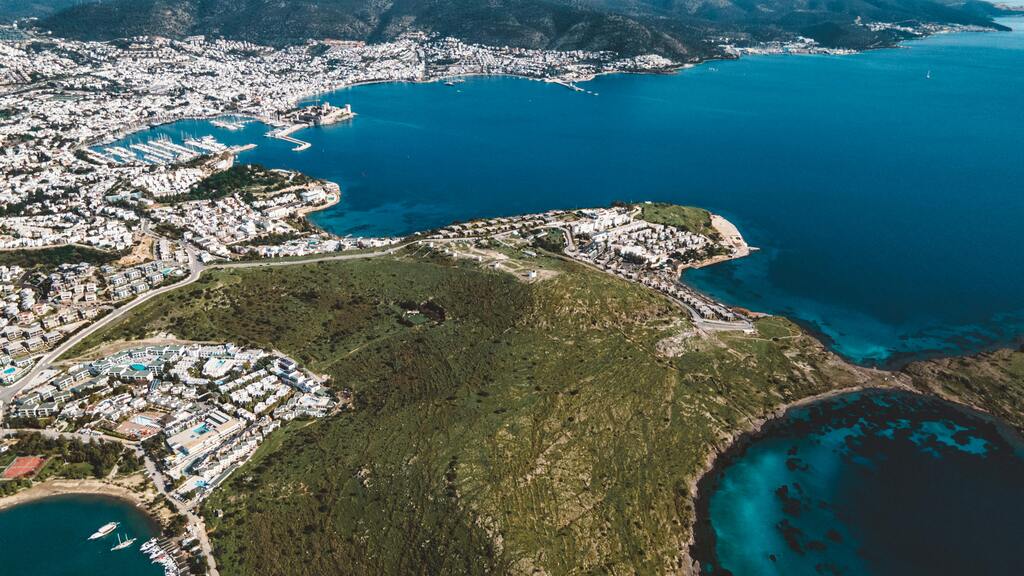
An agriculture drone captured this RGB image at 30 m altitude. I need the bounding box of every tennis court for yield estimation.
[1,456,47,479]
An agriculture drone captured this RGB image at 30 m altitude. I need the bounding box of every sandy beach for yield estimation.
[0,478,151,514]
[688,213,753,270]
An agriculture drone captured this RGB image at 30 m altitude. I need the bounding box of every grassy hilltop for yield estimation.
[76,246,890,574]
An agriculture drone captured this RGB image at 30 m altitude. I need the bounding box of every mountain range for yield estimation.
[12,0,1018,59]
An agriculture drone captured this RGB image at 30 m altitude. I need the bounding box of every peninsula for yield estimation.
[4,199,1023,575]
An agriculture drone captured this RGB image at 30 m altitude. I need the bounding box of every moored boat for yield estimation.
[110,533,138,551]
[88,521,119,540]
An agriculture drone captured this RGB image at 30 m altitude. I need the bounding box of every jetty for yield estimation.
[547,79,598,95]
[230,143,258,154]
[266,124,311,152]
[266,102,356,151]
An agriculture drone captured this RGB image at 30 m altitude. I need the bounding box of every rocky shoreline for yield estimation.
[681,362,1024,575]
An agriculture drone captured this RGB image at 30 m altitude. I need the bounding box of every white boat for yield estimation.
[111,533,138,551]
[88,521,119,540]
[140,538,159,553]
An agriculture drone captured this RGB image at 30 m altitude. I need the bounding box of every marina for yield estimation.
[92,135,228,166]
[210,118,249,131]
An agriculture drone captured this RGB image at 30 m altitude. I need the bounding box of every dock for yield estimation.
[266,124,311,152]
[230,143,258,154]
[547,79,599,95]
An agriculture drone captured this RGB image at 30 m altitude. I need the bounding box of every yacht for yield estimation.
[88,521,119,540]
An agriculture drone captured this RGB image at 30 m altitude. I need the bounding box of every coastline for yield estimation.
[0,477,156,520]
[294,181,341,219]
[77,15,1021,153]
[681,383,898,574]
[681,374,1024,575]
[692,213,753,270]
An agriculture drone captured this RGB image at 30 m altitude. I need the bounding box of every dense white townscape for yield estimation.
[0,29,682,386]
[8,342,337,504]
[0,30,674,209]
[0,26,753,576]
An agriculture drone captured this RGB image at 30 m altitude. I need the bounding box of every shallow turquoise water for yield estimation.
[110,18,1024,366]
[0,495,162,575]
[694,391,1024,576]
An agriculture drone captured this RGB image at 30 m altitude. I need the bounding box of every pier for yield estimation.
[547,79,598,95]
[266,124,312,152]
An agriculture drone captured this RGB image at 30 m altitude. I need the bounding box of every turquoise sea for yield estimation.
[693,390,1024,576]
[110,18,1024,367]
[0,495,161,575]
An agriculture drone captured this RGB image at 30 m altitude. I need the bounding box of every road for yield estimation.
[0,242,411,407]
[0,427,133,445]
[214,243,407,269]
[0,249,203,406]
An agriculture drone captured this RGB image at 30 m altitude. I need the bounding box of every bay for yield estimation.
[693,390,1024,576]
[110,17,1024,367]
[0,494,162,575]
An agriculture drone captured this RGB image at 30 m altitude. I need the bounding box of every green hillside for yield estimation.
[76,247,888,573]
[37,0,1012,56]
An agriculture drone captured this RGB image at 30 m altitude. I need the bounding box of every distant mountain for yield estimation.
[37,0,1011,57]
[0,0,93,22]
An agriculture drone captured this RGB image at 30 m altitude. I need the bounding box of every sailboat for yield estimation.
[111,533,138,551]
[926,70,932,80]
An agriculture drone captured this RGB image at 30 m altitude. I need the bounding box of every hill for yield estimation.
[68,235,1024,574]
[37,0,1011,58]
[73,246,890,573]
[0,0,85,22]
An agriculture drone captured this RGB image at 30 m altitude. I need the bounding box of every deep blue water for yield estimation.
[111,18,1024,366]
[694,390,1024,576]
[0,495,162,575]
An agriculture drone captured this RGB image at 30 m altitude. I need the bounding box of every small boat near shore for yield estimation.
[88,521,119,540]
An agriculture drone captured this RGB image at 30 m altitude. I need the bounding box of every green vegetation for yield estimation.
[160,164,311,203]
[639,203,718,238]
[234,231,304,247]
[1,432,127,481]
[0,244,123,271]
[75,250,884,574]
[906,348,1024,431]
[37,0,1010,59]
[530,228,566,253]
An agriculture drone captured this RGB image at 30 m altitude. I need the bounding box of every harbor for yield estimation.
[266,102,356,151]
[91,135,229,166]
